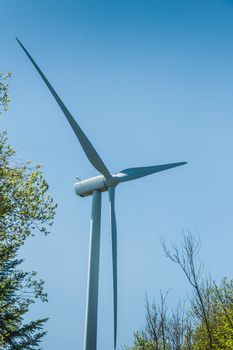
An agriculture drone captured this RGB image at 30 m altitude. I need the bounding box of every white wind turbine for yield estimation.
[17,37,187,350]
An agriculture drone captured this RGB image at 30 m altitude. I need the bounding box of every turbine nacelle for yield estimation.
[74,174,123,197]
[75,175,107,197]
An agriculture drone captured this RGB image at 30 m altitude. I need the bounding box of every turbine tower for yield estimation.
[17,38,187,350]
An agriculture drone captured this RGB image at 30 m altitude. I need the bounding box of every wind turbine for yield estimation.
[16,37,187,350]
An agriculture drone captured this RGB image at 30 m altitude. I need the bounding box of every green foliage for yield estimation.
[126,234,233,350]
[193,278,233,350]
[0,132,56,241]
[124,332,155,350]
[127,280,233,350]
[0,73,57,349]
[0,73,11,113]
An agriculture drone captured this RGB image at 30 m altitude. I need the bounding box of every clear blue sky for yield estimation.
[1,0,233,348]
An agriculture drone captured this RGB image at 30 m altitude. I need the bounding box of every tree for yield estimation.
[124,292,192,350]
[162,233,214,349]
[193,278,233,350]
[162,233,233,350]
[126,232,233,350]
[0,73,56,349]
[0,72,10,113]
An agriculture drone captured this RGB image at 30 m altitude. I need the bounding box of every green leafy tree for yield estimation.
[193,278,233,350]
[0,73,56,349]
[0,72,11,113]
[126,233,233,350]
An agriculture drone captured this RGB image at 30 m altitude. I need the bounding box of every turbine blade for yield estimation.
[116,162,187,183]
[16,37,111,179]
[108,186,117,350]
[84,191,102,350]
